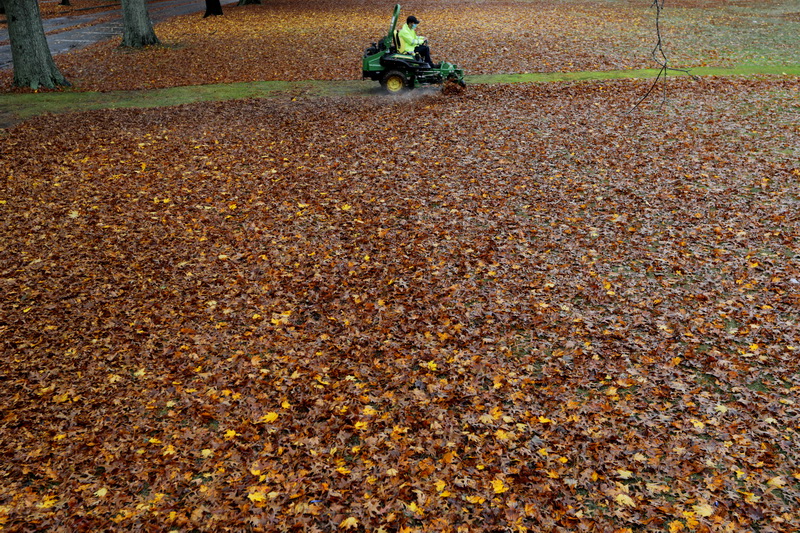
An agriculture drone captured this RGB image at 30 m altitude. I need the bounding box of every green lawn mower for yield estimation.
[362,4,466,93]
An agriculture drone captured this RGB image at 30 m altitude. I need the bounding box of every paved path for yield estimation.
[0,0,238,70]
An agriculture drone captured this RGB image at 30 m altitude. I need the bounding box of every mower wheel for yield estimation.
[381,70,408,94]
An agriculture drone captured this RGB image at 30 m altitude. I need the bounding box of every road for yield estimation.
[0,0,238,70]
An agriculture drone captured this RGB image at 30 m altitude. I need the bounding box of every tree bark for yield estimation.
[203,0,223,18]
[0,0,6,16]
[237,0,261,5]
[120,0,159,48]
[5,0,69,89]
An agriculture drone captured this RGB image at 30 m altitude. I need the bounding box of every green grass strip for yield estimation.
[2,65,799,126]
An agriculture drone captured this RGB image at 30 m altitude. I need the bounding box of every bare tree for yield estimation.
[5,0,70,89]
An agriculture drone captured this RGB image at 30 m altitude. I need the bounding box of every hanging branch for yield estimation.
[631,0,695,111]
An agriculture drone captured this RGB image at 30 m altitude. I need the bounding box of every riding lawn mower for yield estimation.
[362,4,466,93]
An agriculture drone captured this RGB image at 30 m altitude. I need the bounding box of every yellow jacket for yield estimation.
[398,23,424,54]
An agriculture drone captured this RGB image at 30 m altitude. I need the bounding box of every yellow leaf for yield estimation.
[201,449,214,458]
[646,483,669,494]
[617,469,634,479]
[386,468,398,476]
[693,503,714,517]
[538,416,553,424]
[424,360,438,371]
[336,466,351,475]
[341,204,352,211]
[668,520,685,533]
[133,368,146,378]
[38,496,58,509]
[767,476,786,488]
[340,516,359,529]
[148,438,162,444]
[248,491,266,502]
[615,493,636,507]
[162,444,176,455]
[491,479,509,494]
[223,429,238,440]
[466,495,485,504]
[434,480,446,493]
[495,429,511,440]
[407,501,423,515]
[714,404,728,414]
[738,491,760,503]
[363,406,377,416]
[690,419,705,429]
[354,421,368,430]
[95,487,108,498]
[281,400,292,409]
[53,393,70,403]
[260,412,279,423]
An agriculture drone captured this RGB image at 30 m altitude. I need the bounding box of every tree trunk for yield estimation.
[5,0,70,89]
[0,0,6,16]
[203,0,223,18]
[59,0,71,6]
[237,0,261,5]
[120,0,159,48]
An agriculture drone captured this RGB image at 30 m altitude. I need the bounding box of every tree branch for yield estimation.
[630,0,695,111]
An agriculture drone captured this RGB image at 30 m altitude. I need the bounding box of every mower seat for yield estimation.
[393,29,423,62]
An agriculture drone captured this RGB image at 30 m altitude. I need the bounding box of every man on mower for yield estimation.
[398,15,436,67]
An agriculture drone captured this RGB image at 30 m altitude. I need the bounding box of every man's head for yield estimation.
[407,16,420,27]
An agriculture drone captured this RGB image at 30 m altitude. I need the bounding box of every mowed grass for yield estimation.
[3,66,800,127]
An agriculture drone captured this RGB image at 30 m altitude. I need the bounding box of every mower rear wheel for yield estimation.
[381,70,408,94]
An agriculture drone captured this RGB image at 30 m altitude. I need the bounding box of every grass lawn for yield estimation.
[1,0,799,531]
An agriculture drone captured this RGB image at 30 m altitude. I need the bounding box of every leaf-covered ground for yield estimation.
[35,0,170,19]
[1,76,799,531]
[3,0,800,92]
